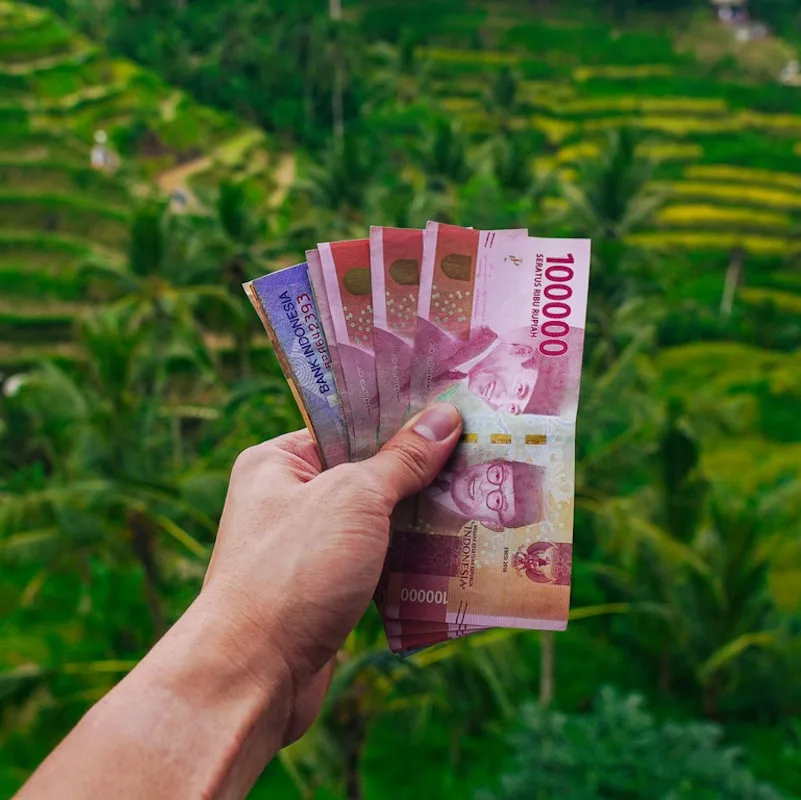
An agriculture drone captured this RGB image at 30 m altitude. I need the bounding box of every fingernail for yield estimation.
[412,403,461,442]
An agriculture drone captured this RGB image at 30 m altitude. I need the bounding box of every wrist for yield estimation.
[136,594,296,797]
[196,576,318,692]
[40,594,298,800]
[178,590,297,720]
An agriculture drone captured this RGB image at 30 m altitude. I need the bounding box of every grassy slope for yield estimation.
[0,1,284,370]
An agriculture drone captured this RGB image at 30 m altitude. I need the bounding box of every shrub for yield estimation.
[477,688,784,800]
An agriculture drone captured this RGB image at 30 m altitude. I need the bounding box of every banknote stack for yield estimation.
[244,223,590,655]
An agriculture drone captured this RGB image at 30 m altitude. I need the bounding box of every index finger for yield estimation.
[266,428,325,475]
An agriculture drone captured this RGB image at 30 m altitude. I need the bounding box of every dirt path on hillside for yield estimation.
[270,153,296,206]
[154,131,296,207]
[155,155,211,197]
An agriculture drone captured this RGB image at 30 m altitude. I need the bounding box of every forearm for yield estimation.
[18,595,293,800]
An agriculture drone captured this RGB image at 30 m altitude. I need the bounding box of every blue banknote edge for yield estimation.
[243,272,347,469]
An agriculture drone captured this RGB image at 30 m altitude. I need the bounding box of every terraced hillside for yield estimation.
[4,0,801,401]
[420,18,798,224]
[0,1,287,370]
[348,2,801,350]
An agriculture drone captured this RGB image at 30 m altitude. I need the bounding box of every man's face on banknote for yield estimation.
[442,459,545,532]
[466,342,538,415]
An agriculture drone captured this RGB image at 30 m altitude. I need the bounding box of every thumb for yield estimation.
[357,403,462,506]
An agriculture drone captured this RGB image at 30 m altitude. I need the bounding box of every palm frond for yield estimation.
[0,528,61,563]
[152,513,211,560]
[698,631,777,683]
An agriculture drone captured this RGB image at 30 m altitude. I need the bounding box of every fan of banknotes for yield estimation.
[244,222,591,655]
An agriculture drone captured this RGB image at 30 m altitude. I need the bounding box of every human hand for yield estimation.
[198,402,462,741]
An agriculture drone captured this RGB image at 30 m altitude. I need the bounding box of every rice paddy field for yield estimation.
[416,6,801,258]
[3,1,801,367]
[0,0,281,371]
[3,0,801,555]
[5,0,799,369]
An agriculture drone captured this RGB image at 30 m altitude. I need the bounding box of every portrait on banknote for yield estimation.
[415,319,584,417]
[421,458,546,532]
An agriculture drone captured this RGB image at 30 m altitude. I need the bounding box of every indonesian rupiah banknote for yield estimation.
[371,225,494,642]
[369,225,424,447]
[318,239,380,460]
[385,226,528,644]
[307,248,355,457]
[384,222,591,632]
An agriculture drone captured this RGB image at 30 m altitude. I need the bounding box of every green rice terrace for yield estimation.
[425,19,801,259]
[2,1,800,374]
[0,1,292,370]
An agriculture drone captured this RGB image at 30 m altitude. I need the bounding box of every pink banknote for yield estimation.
[384,617,484,654]
[385,223,591,631]
[387,625,479,655]
[369,226,424,446]
[370,226,489,644]
[319,239,379,460]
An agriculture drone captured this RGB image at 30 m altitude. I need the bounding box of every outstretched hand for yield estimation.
[200,402,462,741]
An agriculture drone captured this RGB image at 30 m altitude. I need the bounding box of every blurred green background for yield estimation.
[1,0,801,796]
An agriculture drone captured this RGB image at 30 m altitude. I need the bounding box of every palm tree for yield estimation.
[289,134,379,241]
[691,496,781,717]
[457,133,555,229]
[82,201,245,374]
[329,0,345,145]
[415,116,470,192]
[720,246,744,318]
[363,172,452,229]
[558,127,664,240]
[484,65,520,134]
[588,423,789,717]
[189,179,282,376]
[485,131,543,196]
[190,0,357,147]
[368,28,432,110]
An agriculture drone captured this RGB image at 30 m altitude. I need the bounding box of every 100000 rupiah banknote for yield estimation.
[391,225,526,638]
[319,239,379,460]
[370,226,424,447]
[385,223,590,630]
[370,225,487,639]
[245,264,348,468]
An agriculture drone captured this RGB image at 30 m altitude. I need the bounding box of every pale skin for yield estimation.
[16,402,463,800]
